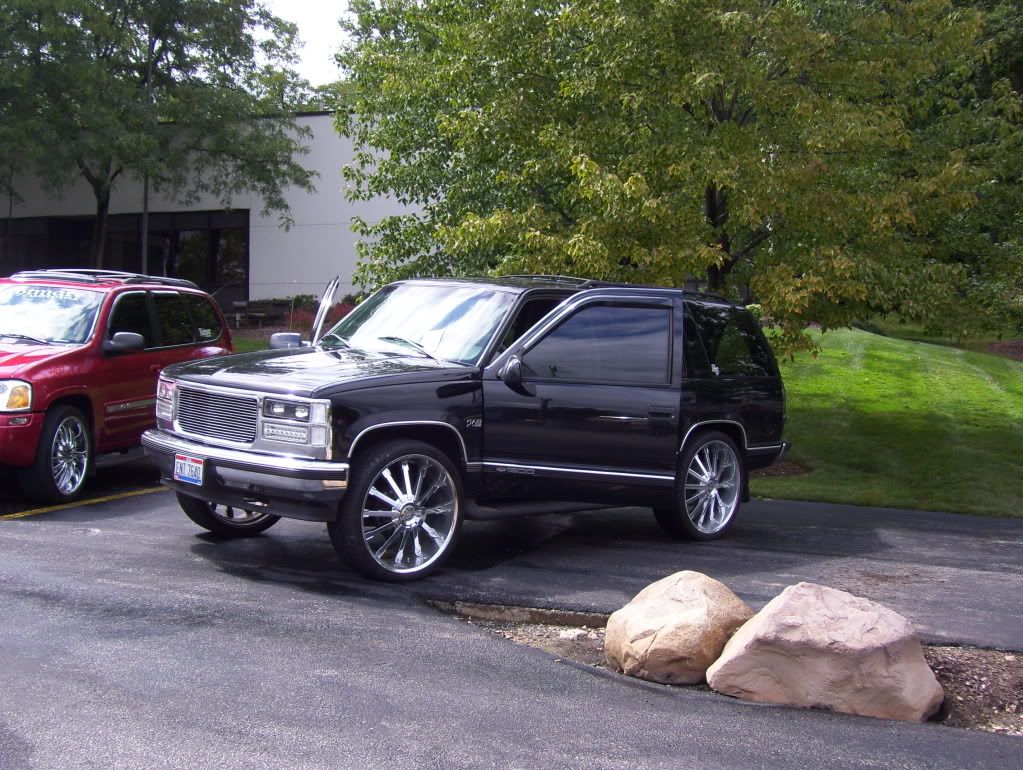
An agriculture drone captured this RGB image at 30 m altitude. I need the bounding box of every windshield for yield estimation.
[321,283,518,365]
[0,284,103,344]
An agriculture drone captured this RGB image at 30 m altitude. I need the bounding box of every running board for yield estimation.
[93,447,148,470]
[464,500,617,521]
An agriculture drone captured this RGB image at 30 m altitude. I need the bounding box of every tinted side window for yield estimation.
[683,304,711,378]
[185,294,222,342]
[521,304,671,385]
[689,303,772,377]
[153,293,195,346]
[733,309,777,375]
[106,293,154,347]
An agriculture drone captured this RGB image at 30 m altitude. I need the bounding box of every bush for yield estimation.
[286,302,355,335]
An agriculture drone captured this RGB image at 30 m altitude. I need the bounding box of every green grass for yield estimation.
[751,327,1023,517]
[858,318,1017,354]
[231,337,268,354]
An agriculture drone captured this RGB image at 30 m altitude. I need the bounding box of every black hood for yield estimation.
[164,347,472,397]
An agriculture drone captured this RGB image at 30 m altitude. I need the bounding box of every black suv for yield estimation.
[143,276,788,581]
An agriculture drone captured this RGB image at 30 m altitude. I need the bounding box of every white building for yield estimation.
[0,112,399,306]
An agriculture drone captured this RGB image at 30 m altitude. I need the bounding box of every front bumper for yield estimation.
[0,412,44,467]
[142,429,348,522]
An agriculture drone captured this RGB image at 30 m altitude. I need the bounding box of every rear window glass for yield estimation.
[184,294,222,342]
[688,303,775,377]
[153,293,194,346]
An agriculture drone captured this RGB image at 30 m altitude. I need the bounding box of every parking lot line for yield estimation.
[0,487,168,520]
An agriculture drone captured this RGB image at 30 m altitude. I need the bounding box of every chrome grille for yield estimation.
[176,387,258,444]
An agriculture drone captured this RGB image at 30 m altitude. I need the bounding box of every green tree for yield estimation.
[1,0,316,267]
[338,0,1022,350]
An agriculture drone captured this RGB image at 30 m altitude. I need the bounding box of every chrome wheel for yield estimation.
[204,503,269,525]
[176,492,280,536]
[50,415,88,496]
[360,453,458,575]
[683,439,740,534]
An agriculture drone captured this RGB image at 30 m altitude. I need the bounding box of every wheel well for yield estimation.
[680,422,746,456]
[680,422,750,502]
[48,395,94,432]
[347,425,466,471]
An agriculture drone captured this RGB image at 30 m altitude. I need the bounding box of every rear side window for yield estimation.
[521,304,671,385]
[153,292,194,346]
[689,303,775,377]
[106,293,154,347]
[185,294,222,342]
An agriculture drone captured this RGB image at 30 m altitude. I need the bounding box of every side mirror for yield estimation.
[103,331,145,355]
[498,355,533,395]
[499,356,522,387]
[270,332,304,350]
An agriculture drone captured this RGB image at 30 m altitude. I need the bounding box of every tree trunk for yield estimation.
[90,184,111,268]
[141,173,149,273]
[3,174,12,270]
[704,183,734,291]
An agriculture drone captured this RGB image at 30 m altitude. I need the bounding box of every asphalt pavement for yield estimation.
[0,482,1020,768]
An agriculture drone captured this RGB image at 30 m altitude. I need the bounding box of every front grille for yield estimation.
[176,387,258,444]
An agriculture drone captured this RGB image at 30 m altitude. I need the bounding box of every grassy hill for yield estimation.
[751,328,1023,517]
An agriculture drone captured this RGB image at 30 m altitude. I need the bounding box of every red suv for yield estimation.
[0,269,232,503]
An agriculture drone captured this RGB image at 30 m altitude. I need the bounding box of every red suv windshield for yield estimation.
[0,284,103,344]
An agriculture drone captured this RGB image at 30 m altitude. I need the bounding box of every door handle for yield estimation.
[648,407,676,420]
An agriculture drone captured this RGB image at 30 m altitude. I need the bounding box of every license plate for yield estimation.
[173,454,204,486]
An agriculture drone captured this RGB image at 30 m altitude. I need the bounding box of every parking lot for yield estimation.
[1,476,1021,768]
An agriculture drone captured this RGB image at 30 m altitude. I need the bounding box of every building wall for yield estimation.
[4,113,402,300]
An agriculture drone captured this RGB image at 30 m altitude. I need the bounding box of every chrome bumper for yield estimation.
[142,429,348,522]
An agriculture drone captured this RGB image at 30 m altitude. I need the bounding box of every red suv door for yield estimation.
[97,291,166,450]
[98,290,231,451]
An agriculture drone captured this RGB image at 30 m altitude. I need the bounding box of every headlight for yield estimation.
[156,377,176,421]
[262,422,311,443]
[157,378,176,402]
[259,396,330,448]
[0,380,32,411]
[262,398,316,422]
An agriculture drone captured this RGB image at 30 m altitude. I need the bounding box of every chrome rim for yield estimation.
[360,453,458,574]
[50,415,88,496]
[206,503,269,526]
[684,440,740,534]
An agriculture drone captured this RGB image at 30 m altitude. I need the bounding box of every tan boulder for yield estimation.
[706,582,944,722]
[604,571,754,684]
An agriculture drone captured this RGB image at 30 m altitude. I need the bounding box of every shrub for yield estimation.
[286,303,354,336]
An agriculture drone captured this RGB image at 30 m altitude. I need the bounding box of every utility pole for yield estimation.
[140,24,156,274]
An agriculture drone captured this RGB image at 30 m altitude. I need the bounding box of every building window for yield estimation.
[0,209,249,309]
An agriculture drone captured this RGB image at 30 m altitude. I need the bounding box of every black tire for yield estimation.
[329,439,464,582]
[19,404,92,503]
[176,492,280,536]
[653,430,744,541]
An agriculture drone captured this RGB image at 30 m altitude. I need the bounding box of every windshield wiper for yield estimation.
[376,335,441,362]
[0,333,49,345]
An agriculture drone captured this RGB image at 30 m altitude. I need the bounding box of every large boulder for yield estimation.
[706,582,944,722]
[605,571,753,684]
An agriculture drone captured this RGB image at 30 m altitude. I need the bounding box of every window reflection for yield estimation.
[521,305,671,384]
